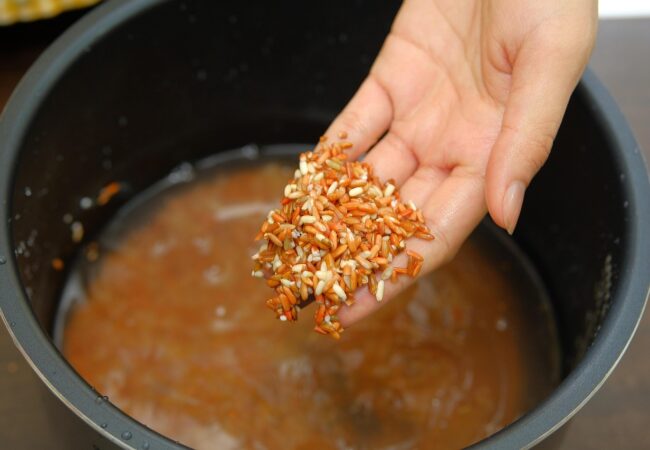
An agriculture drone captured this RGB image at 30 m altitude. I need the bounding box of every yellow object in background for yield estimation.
[0,0,100,25]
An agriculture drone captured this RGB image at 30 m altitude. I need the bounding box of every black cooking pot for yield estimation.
[1,1,649,449]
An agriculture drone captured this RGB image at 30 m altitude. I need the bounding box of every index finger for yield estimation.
[323,76,393,160]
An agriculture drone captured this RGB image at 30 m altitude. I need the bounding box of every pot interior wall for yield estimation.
[8,0,627,382]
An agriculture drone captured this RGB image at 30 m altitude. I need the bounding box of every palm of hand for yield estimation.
[327,0,596,325]
[370,0,506,188]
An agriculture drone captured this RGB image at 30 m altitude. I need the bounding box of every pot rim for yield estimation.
[1,1,649,449]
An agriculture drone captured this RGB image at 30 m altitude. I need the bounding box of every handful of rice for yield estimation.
[252,135,434,339]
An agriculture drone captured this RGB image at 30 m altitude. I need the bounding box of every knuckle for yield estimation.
[523,130,554,172]
[337,109,368,138]
[421,214,455,262]
[502,123,555,178]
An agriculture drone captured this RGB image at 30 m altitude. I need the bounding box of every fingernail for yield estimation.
[503,181,526,235]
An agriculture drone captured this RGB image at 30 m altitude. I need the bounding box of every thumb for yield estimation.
[485,36,592,234]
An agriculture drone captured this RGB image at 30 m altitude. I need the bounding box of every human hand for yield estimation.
[327,0,597,326]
